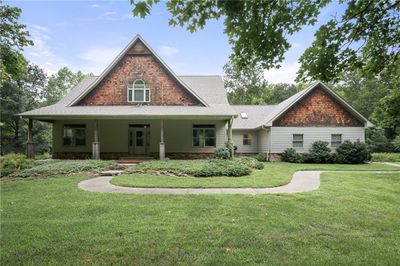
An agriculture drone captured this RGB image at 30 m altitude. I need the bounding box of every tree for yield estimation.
[130,0,328,71]
[0,1,33,83]
[43,67,86,105]
[297,0,400,82]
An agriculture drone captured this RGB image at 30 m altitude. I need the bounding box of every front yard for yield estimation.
[112,161,399,188]
[1,161,400,265]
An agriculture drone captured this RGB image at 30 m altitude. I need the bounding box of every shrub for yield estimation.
[214,147,230,159]
[371,153,400,162]
[0,154,33,177]
[303,141,332,163]
[224,165,252,177]
[255,153,268,162]
[392,135,400,152]
[366,128,395,152]
[236,157,264,170]
[336,140,371,164]
[281,148,303,163]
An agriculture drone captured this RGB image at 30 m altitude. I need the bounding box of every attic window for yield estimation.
[240,112,248,119]
[128,79,150,102]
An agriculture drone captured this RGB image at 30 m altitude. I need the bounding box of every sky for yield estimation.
[7,0,346,83]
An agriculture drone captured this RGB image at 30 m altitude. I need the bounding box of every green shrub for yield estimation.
[35,153,52,160]
[336,140,371,164]
[303,141,332,163]
[371,153,400,162]
[0,153,33,177]
[281,148,303,163]
[366,128,395,152]
[236,157,264,170]
[255,153,268,162]
[214,147,230,159]
[224,165,252,177]
[392,135,400,152]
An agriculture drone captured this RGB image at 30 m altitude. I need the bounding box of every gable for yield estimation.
[273,85,364,127]
[76,39,202,106]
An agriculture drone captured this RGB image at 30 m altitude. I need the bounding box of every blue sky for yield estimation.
[7,0,346,83]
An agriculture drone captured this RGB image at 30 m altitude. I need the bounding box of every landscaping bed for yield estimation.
[371,153,400,162]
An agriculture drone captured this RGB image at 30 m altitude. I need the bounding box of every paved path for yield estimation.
[78,170,399,195]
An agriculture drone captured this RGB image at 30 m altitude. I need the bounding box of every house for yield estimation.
[20,35,372,160]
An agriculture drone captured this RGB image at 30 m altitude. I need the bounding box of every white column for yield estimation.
[227,117,234,158]
[92,120,100,160]
[159,120,165,160]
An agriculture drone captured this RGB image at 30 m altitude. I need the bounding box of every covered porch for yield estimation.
[25,117,234,160]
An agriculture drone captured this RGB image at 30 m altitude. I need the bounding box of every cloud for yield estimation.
[78,47,121,74]
[157,45,179,57]
[264,61,300,84]
[89,4,101,8]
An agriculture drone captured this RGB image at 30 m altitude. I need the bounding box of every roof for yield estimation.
[20,75,237,119]
[258,81,373,127]
[69,35,208,107]
[231,105,276,129]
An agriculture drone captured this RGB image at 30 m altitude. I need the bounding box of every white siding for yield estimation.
[232,130,259,153]
[53,119,227,154]
[258,128,270,153]
[270,127,365,153]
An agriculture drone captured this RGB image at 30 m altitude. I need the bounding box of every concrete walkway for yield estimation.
[78,170,399,195]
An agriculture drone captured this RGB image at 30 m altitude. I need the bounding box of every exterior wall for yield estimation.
[52,119,227,158]
[78,40,201,106]
[232,128,270,154]
[270,127,365,153]
[273,86,363,127]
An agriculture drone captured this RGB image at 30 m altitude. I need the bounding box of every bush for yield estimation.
[303,141,332,163]
[224,165,252,177]
[255,153,268,162]
[371,153,400,162]
[0,154,33,177]
[236,157,264,170]
[392,135,400,152]
[281,148,303,163]
[214,147,230,159]
[366,128,395,152]
[336,140,371,164]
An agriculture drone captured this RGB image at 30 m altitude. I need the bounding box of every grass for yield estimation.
[372,152,400,162]
[112,162,399,188]
[1,169,399,265]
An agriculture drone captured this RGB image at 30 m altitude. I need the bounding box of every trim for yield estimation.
[69,35,209,107]
[127,79,150,103]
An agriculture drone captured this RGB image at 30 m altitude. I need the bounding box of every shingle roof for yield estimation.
[19,75,237,118]
[231,105,277,129]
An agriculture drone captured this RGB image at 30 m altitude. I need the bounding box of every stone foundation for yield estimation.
[53,152,130,160]
[268,153,282,162]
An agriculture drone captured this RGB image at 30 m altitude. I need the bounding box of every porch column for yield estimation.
[227,117,234,158]
[92,120,100,160]
[159,120,165,160]
[26,118,35,159]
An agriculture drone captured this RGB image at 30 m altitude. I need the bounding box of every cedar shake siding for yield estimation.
[78,40,201,106]
[273,86,363,127]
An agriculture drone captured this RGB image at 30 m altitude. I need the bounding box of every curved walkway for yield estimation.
[78,170,399,195]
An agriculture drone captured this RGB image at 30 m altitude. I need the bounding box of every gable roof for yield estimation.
[19,75,237,119]
[69,35,208,107]
[259,81,373,127]
[231,105,276,129]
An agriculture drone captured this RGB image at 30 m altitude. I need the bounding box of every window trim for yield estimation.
[243,133,252,145]
[331,134,342,148]
[292,134,304,148]
[127,79,150,103]
[63,124,86,147]
[192,124,216,148]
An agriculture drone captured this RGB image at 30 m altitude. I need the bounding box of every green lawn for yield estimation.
[112,162,400,188]
[1,169,399,265]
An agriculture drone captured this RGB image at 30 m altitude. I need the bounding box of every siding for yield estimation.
[232,130,259,153]
[270,127,365,153]
[53,119,227,154]
[258,128,270,153]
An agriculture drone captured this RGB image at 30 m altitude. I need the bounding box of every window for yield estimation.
[128,79,150,102]
[331,134,342,147]
[293,134,303,148]
[240,112,248,119]
[243,133,252,145]
[193,125,216,147]
[63,125,86,146]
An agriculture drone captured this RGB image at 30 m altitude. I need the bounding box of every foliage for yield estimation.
[255,153,268,162]
[0,153,33,176]
[131,158,262,177]
[214,147,230,160]
[10,160,115,178]
[371,153,400,162]
[392,135,400,152]
[365,128,395,153]
[281,148,303,163]
[336,140,371,164]
[0,1,33,84]
[236,157,264,170]
[131,0,327,72]
[298,1,400,82]
[303,141,332,163]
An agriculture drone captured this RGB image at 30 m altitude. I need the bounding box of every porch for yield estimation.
[26,118,234,160]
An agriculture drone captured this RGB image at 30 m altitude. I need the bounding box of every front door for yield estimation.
[129,128,146,155]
